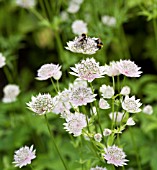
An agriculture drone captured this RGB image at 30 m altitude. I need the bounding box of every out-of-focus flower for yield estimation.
[120,86,131,96]
[143,105,153,115]
[72,0,84,4]
[100,85,114,99]
[36,63,62,81]
[103,128,112,136]
[104,61,120,77]
[52,89,71,114]
[90,166,107,170]
[13,145,36,168]
[60,11,69,21]
[70,86,96,107]
[16,0,36,8]
[103,145,128,167]
[67,1,80,13]
[72,20,88,35]
[70,58,105,82]
[126,117,135,126]
[109,112,124,123]
[116,60,142,77]
[0,53,6,68]
[99,98,110,109]
[64,112,87,136]
[27,93,55,115]
[2,84,20,103]
[94,133,102,142]
[65,35,103,55]
[122,95,142,113]
[101,15,116,27]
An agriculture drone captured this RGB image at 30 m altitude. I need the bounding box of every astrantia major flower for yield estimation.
[16,0,36,8]
[103,128,112,136]
[27,93,55,115]
[70,58,105,82]
[103,145,128,167]
[100,84,114,99]
[13,145,36,168]
[0,53,6,68]
[122,95,142,113]
[2,84,20,103]
[101,15,116,27]
[120,86,131,96]
[64,112,87,136]
[67,1,80,13]
[65,34,103,55]
[126,117,135,126]
[90,166,107,170]
[104,61,120,77]
[72,20,88,35]
[36,63,62,80]
[143,105,153,115]
[99,98,110,109]
[109,112,124,123]
[116,60,142,77]
[70,86,96,106]
[94,133,102,142]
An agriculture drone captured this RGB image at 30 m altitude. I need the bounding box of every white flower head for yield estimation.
[120,86,131,96]
[70,86,96,107]
[13,145,36,168]
[70,58,105,82]
[103,145,128,167]
[109,112,124,123]
[103,128,112,136]
[0,53,6,68]
[100,85,114,99]
[69,78,88,89]
[36,63,62,81]
[143,105,153,115]
[16,0,36,8]
[64,112,87,136]
[94,133,102,142]
[27,93,55,115]
[116,60,142,77]
[99,98,110,109]
[122,95,142,113]
[65,34,103,55]
[101,15,116,27]
[72,20,88,35]
[67,1,80,13]
[126,117,135,126]
[2,84,20,103]
[60,11,69,21]
[104,61,120,77]
[72,0,84,4]
[90,166,107,170]
[90,106,97,116]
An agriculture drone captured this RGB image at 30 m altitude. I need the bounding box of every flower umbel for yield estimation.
[27,93,55,115]
[70,58,105,82]
[100,85,114,99]
[90,166,107,170]
[64,112,87,136]
[143,105,153,115]
[65,34,103,55]
[36,63,62,80]
[13,145,36,168]
[116,60,142,77]
[2,84,20,103]
[103,145,128,167]
[70,86,96,106]
[72,20,88,35]
[122,95,142,113]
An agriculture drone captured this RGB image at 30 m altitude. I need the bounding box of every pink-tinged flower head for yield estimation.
[64,112,87,136]
[70,58,105,82]
[13,145,36,168]
[27,93,55,115]
[0,53,6,68]
[120,86,131,95]
[122,95,142,113]
[94,133,102,142]
[103,145,128,167]
[104,61,120,77]
[116,60,142,77]
[99,98,110,109]
[70,86,96,106]
[126,117,135,126]
[90,166,107,170]
[36,63,62,80]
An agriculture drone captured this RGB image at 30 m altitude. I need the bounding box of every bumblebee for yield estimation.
[77,33,87,43]
[94,38,103,50]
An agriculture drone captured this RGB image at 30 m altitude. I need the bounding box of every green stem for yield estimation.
[29,164,34,170]
[44,115,68,170]
[50,78,58,93]
[3,66,13,83]
[129,128,142,170]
